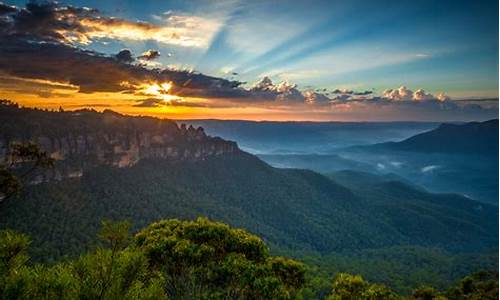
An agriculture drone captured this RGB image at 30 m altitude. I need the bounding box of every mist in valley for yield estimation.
[184,120,498,205]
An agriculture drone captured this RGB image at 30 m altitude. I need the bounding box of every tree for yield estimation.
[445,271,498,300]
[326,273,400,300]
[134,217,306,299]
[0,222,166,300]
[410,286,447,300]
[0,142,54,201]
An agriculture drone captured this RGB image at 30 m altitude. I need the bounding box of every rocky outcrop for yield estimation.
[0,104,240,182]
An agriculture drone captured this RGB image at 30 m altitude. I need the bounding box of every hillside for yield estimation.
[373,119,499,155]
[0,152,497,261]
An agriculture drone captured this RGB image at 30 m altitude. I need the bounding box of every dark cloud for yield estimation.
[0,2,250,98]
[0,37,153,93]
[133,98,231,108]
[0,32,244,98]
[303,90,331,104]
[115,49,134,63]
[0,1,98,42]
[133,98,165,107]
[353,90,373,96]
[0,1,213,48]
[0,3,17,15]
[332,94,351,101]
[138,49,161,60]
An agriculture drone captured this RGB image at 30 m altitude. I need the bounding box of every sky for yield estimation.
[0,0,498,121]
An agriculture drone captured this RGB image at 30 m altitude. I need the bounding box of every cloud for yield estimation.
[332,89,354,95]
[115,49,134,63]
[0,32,244,97]
[0,2,496,121]
[390,161,403,168]
[0,3,16,15]
[248,76,306,102]
[328,88,372,100]
[383,86,414,101]
[353,90,373,96]
[303,90,331,104]
[133,98,172,107]
[421,165,440,173]
[0,1,220,48]
[382,86,450,102]
[138,50,161,60]
[436,93,451,101]
[413,89,435,101]
[332,94,351,101]
[133,97,231,109]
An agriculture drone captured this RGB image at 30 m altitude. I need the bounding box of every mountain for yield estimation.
[331,120,499,204]
[182,119,438,154]
[0,101,238,182]
[371,119,499,155]
[0,103,497,291]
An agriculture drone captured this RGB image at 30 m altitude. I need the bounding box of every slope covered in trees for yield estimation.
[0,152,496,260]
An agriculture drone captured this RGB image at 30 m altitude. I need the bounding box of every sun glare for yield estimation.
[139,82,177,102]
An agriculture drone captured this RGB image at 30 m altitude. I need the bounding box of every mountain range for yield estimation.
[365,119,499,155]
[0,102,497,292]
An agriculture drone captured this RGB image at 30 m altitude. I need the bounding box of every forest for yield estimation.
[0,218,497,299]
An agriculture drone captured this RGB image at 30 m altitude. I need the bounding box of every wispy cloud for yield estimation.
[421,165,441,173]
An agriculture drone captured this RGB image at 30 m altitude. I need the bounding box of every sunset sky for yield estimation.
[0,0,498,121]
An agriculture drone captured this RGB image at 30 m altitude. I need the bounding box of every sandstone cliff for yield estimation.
[0,102,240,182]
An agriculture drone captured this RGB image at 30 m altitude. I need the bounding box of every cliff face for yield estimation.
[0,103,239,182]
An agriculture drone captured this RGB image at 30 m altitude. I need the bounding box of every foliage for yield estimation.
[0,218,307,299]
[300,246,498,295]
[325,273,400,300]
[444,271,498,300]
[135,217,305,299]
[0,218,497,299]
[0,142,54,200]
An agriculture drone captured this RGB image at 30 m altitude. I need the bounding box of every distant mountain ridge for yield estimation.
[373,119,498,154]
[182,119,438,154]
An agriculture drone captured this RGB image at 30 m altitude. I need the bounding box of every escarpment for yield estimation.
[0,102,240,182]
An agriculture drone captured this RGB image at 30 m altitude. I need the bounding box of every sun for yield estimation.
[139,82,177,102]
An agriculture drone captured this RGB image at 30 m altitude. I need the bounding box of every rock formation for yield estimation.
[0,102,239,182]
